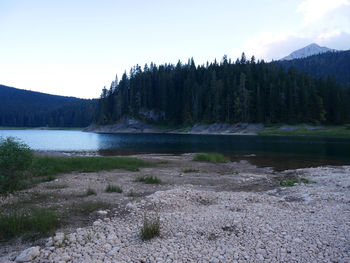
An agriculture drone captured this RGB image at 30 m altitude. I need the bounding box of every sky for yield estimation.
[0,0,349,99]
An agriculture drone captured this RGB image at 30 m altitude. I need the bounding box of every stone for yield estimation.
[15,247,40,262]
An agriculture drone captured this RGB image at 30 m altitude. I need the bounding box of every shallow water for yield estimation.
[0,129,349,168]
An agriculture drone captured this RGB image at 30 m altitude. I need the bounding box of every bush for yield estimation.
[0,137,34,194]
[105,184,123,193]
[141,215,160,240]
[193,153,229,163]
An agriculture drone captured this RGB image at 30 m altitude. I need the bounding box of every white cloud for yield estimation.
[297,0,350,25]
[234,0,350,61]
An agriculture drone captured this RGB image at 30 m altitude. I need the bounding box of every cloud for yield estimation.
[297,0,350,25]
[234,0,350,61]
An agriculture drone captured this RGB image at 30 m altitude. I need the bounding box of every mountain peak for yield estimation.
[281,43,336,60]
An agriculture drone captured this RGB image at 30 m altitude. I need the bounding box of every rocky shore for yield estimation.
[4,164,350,263]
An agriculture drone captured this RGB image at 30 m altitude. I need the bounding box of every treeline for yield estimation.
[97,54,350,125]
[277,50,350,87]
[0,85,97,127]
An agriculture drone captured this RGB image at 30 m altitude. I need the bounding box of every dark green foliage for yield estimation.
[105,184,123,193]
[0,208,60,240]
[0,137,34,194]
[31,156,150,177]
[141,215,160,240]
[193,153,229,163]
[97,54,350,126]
[0,84,97,127]
[135,176,161,184]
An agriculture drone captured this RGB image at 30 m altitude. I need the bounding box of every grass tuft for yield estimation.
[141,215,160,241]
[280,177,313,187]
[135,176,161,184]
[105,184,123,193]
[193,153,229,163]
[0,208,60,240]
[86,187,96,196]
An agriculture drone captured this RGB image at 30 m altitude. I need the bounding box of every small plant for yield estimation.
[157,161,169,165]
[127,190,137,197]
[105,184,123,193]
[135,176,161,184]
[86,187,97,196]
[193,153,229,163]
[0,137,34,194]
[141,215,160,240]
[183,168,199,173]
[280,177,313,187]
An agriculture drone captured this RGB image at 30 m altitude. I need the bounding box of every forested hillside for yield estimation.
[277,50,350,87]
[0,85,97,127]
[97,54,350,125]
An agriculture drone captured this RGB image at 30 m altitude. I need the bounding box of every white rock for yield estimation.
[15,247,40,262]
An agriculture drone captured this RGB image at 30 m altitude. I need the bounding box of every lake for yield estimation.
[1,129,349,169]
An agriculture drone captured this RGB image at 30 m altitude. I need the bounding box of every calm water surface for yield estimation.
[0,129,349,168]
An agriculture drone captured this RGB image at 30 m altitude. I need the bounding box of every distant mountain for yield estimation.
[281,43,336,60]
[276,49,350,87]
[0,85,97,127]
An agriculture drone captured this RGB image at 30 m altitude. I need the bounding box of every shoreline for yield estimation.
[1,153,350,262]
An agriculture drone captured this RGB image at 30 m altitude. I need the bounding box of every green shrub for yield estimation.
[105,184,123,193]
[193,153,229,163]
[0,208,60,240]
[135,176,161,184]
[141,215,160,240]
[0,137,34,194]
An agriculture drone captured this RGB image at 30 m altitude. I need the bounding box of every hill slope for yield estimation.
[276,49,350,87]
[0,85,97,127]
[281,43,336,60]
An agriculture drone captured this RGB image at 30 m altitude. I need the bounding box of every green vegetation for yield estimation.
[141,215,160,241]
[193,153,229,163]
[97,54,350,127]
[280,177,313,187]
[0,84,97,128]
[135,176,161,184]
[85,187,97,196]
[259,125,350,138]
[105,184,123,193]
[0,208,60,240]
[0,137,34,194]
[183,168,199,173]
[31,156,150,177]
[71,201,111,215]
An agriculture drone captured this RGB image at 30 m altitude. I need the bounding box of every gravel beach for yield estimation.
[4,164,349,262]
